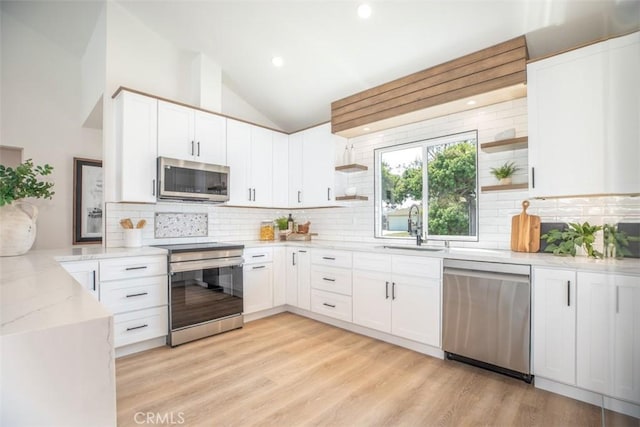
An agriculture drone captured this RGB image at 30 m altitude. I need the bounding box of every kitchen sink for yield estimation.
[379,245,444,252]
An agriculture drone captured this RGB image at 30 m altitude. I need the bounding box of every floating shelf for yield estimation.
[480,136,528,153]
[335,164,368,173]
[335,195,368,201]
[481,183,528,192]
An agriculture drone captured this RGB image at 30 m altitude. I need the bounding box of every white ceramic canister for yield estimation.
[123,228,143,248]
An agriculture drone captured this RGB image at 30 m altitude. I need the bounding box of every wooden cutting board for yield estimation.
[511,201,541,252]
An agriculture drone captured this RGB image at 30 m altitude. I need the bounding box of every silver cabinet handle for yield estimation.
[327,187,331,201]
[126,292,148,298]
[531,167,536,189]
[126,266,148,271]
[191,140,195,155]
[299,250,307,253]
[322,303,336,308]
[322,277,335,282]
[322,257,335,260]
[197,141,200,156]
[92,270,96,291]
[385,281,389,299]
[252,188,256,201]
[567,281,570,306]
[252,265,266,270]
[392,282,396,300]
[292,252,296,266]
[252,254,266,258]
[126,324,148,331]
[298,191,301,203]
[248,188,252,201]
[152,179,156,196]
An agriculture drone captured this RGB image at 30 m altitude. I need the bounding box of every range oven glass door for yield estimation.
[170,264,243,331]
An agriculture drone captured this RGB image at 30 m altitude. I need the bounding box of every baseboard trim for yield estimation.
[116,336,166,358]
[244,306,287,322]
[285,305,444,360]
[535,377,640,419]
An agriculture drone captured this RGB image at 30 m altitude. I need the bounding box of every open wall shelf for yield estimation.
[335,195,368,201]
[481,183,528,192]
[335,164,368,173]
[480,136,528,153]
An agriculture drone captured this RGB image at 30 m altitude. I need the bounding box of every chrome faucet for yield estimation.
[407,204,423,246]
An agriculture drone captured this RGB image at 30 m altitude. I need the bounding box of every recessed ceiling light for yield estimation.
[357,3,372,19]
[466,100,476,105]
[363,127,370,131]
[272,56,284,67]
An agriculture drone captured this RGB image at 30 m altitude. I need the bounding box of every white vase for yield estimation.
[499,177,513,185]
[0,201,39,256]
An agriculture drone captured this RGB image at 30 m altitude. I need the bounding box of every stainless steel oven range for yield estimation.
[155,243,245,346]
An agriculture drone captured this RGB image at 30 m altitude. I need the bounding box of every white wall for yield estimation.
[222,83,284,131]
[1,11,102,250]
[80,4,106,127]
[103,99,640,251]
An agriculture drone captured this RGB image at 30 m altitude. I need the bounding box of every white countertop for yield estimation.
[2,240,637,339]
[241,239,640,275]
[0,246,167,337]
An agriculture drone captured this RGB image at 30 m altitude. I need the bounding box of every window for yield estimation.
[375,131,478,241]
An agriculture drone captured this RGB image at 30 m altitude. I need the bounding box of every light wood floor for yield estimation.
[117,313,638,426]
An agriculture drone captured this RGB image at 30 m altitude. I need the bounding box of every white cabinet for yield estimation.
[113,90,158,203]
[527,32,640,197]
[532,268,577,385]
[227,119,273,206]
[272,132,289,208]
[577,272,640,404]
[272,247,287,306]
[310,249,353,322]
[285,247,311,309]
[59,260,99,300]
[99,255,168,349]
[288,123,341,207]
[243,247,274,314]
[352,252,441,346]
[157,101,226,165]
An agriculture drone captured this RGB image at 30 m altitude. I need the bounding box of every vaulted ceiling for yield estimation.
[2,1,638,132]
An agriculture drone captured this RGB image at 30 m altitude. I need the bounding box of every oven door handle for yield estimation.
[170,257,243,274]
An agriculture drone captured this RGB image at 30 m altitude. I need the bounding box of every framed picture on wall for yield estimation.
[73,158,103,244]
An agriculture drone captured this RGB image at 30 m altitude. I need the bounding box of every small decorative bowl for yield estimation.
[345,187,357,196]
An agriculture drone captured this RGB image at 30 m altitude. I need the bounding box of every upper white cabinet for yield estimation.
[271,132,289,208]
[113,90,158,203]
[527,32,640,198]
[576,272,640,404]
[289,123,342,207]
[532,268,577,386]
[226,119,274,206]
[157,101,226,165]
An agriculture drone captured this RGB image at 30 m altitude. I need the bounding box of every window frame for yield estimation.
[373,130,479,242]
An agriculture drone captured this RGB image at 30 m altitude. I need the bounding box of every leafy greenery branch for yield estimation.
[541,222,603,258]
[0,159,55,206]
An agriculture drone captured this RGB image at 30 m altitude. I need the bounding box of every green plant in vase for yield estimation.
[274,216,289,231]
[541,222,603,258]
[490,161,519,185]
[602,224,637,259]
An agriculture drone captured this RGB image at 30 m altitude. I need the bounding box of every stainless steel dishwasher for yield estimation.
[442,259,532,382]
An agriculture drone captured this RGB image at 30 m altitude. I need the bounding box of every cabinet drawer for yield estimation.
[392,255,441,279]
[100,256,167,281]
[353,252,391,273]
[243,247,273,264]
[311,265,352,296]
[311,249,352,269]
[113,306,168,348]
[101,275,168,314]
[311,289,352,322]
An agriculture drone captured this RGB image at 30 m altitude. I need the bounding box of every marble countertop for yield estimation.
[0,246,168,337]
[240,239,640,274]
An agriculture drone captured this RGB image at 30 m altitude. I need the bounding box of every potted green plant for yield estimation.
[602,223,638,259]
[541,221,603,258]
[490,161,519,185]
[274,216,289,240]
[0,159,54,256]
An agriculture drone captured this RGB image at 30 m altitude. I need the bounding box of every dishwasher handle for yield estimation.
[444,267,530,284]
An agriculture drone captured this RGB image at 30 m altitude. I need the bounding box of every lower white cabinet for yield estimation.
[272,247,287,306]
[576,272,640,404]
[311,289,352,322]
[243,247,274,314]
[352,252,441,347]
[532,268,577,385]
[533,268,640,405]
[99,255,168,349]
[285,248,311,309]
[59,260,99,300]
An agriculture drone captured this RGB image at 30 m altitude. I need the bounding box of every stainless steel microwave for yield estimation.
[157,157,230,202]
